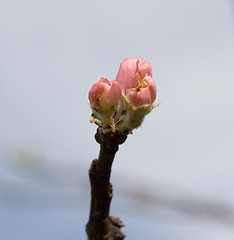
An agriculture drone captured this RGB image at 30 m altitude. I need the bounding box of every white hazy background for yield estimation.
[1,0,234,239]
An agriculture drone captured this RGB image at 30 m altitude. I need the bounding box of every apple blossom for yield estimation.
[88,78,122,130]
[88,58,158,133]
[88,78,121,112]
[115,57,156,108]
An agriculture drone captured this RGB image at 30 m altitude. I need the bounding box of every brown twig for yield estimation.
[86,128,127,240]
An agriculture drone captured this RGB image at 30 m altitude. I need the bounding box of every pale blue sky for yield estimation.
[1,0,234,239]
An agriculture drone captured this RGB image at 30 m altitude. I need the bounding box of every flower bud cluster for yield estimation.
[88,57,158,134]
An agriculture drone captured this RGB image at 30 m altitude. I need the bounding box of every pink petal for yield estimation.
[144,76,156,104]
[126,76,156,107]
[106,81,122,107]
[126,88,151,107]
[115,57,143,91]
[99,78,111,85]
[88,82,104,105]
[115,57,153,94]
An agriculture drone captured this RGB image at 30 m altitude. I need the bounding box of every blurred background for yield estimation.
[1,0,234,239]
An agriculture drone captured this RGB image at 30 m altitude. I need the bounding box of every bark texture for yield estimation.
[86,128,127,240]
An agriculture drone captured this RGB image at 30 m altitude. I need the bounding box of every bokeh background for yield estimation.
[1,0,234,239]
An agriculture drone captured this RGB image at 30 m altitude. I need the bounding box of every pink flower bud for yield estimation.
[115,58,156,108]
[88,78,122,112]
[126,75,156,107]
